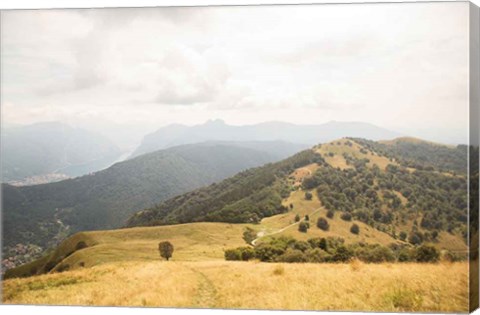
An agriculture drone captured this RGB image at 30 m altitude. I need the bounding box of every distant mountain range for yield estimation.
[2,140,306,252]
[131,120,402,158]
[2,122,123,183]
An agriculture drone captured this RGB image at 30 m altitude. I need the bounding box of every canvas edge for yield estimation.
[469,1,480,313]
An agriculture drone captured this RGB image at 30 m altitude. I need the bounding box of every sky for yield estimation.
[0,2,471,144]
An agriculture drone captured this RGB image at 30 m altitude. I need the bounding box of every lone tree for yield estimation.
[317,217,329,231]
[298,221,309,233]
[158,241,174,261]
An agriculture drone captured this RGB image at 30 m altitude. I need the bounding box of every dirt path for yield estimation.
[188,266,218,308]
[251,206,323,245]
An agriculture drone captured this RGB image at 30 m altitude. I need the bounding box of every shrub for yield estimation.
[308,237,327,250]
[399,231,407,241]
[224,248,242,261]
[75,241,88,251]
[298,221,309,233]
[350,223,360,234]
[340,212,352,221]
[294,214,300,222]
[305,192,313,200]
[317,217,330,231]
[44,261,58,273]
[332,246,353,262]
[272,265,285,276]
[242,227,257,245]
[305,215,310,221]
[306,248,331,263]
[57,264,70,273]
[326,209,335,219]
[414,244,439,262]
[354,245,395,263]
[239,247,256,261]
[397,248,414,262]
[255,244,285,262]
[158,241,174,261]
[292,240,311,252]
[276,248,307,263]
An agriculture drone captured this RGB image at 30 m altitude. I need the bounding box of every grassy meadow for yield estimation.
[3,260,469,312]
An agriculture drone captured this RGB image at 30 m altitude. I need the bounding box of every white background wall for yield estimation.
[0,1,478,315]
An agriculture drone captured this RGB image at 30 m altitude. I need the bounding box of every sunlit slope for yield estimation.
[3,260,469,312]
[4,222,249,279]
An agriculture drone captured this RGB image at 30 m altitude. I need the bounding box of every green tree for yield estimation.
[350,223,360,235]
[158,241,174,261]
[294,214,300,222]
[242,227,257,245]
[415,244,439,262]
[316,217,330,231]
[326,209,334,219]
[298,221,309,233]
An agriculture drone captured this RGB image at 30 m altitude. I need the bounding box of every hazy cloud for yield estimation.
[0,2,470,144]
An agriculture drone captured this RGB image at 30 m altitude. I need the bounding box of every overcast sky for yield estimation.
[0,2,470,144]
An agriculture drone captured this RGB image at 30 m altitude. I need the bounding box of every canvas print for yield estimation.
[0,1,479,313]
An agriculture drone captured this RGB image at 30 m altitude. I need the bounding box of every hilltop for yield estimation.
[127,138,468,254]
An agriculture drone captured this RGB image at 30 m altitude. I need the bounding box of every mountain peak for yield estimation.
[204,119,226,126]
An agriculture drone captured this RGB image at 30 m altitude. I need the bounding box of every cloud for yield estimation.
[0,2,470,144]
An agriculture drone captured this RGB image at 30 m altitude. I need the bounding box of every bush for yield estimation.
[239,247,256,261]
[276,248,307,263]
[354,245,395,263]
[397,248,414,262]
[158,241,174,261]
[350,223,360,234]
[332,246,353,262]
[225,248,242,261]
[317,217,330,231]
[272,265,285,275]
[255,244,285,262]
[305,192,313,200]
[292,240,311,252]
[306,248,331,262]
[340,212,352,221]
[294,214,300,222]
[326,209,335,219]
[298,221,309,233]
[57,264,70,273]
[75,241,88,251]
[242,227,257,245]
[308,237,328,250]
[415,244,439,262]
[399,231,407,241]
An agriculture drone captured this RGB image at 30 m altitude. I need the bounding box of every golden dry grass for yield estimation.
[3,260,469,312]
[316,138,396,171]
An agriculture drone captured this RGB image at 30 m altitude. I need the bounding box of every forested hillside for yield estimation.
[2,142,296,258]
[128,138,469,248]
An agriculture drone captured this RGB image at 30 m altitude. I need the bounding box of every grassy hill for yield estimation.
[2,141,298,257]
[127,137,468,252]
